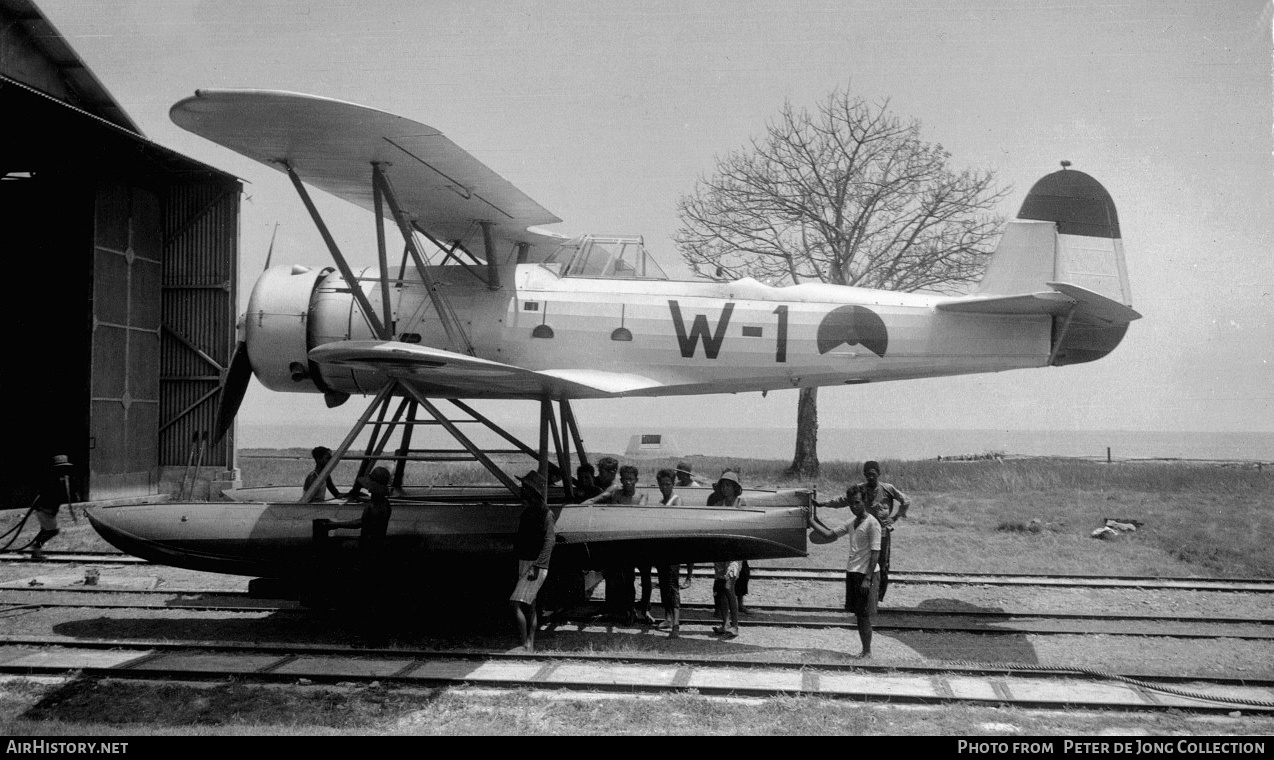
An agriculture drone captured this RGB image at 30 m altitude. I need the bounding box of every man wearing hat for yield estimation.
[814,460,910,603]
[710,470,747,638]
[511,469,556,652]
[31,455,76,560]
[316,465,394,644]
[322,466,394,556]
[707,469,754,615]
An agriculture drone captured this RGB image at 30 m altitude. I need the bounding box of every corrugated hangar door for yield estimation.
[158,183,239,476]
[88,178,239,499]
[89,181,163,498]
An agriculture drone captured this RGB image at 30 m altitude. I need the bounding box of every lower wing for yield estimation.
[309,341,663,399]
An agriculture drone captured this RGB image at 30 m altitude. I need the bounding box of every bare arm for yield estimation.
[325,477,344,500]
[889,485,910,520]
[863,550,880,586]
[806,507,840,540]
[533,513,555,570]
[582,482,620,505]
[815,493,853,509]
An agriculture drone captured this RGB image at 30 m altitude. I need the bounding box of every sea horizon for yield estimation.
[238,422,1274,464]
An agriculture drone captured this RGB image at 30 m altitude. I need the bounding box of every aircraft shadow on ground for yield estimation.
[52,606,851,660]
[882,597,1041,665]
[49,592,1043,664]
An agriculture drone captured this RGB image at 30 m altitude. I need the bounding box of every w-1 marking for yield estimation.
[667,300,789,362]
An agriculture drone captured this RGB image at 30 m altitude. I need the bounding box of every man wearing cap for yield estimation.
[317,465,394,645]
[674,462,709,488]
[808,489,881,658]
[511,469,555,652]
[31,455,76,560]
[814,460,909,603]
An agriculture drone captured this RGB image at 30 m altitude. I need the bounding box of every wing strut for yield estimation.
[399,385,522,495]
[479,221,501,291]
[373,164,477,356]
[300,381,397,503]
[284,164,390,340]
[371,165,395,339]
[295,381,597,504]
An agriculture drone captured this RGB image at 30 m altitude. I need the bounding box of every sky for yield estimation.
[37,0,1274,442]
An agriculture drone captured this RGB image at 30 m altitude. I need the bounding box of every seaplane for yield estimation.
[87,90,1140,603]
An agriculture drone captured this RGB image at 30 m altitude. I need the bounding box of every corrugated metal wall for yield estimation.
[159,182,239,469]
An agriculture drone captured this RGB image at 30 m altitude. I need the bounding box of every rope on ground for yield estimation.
[945,659,1274,710]
[0,503,39,552]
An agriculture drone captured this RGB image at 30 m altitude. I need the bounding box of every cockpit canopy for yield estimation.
[540,235,669,280]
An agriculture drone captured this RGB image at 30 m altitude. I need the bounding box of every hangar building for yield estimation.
[1,0,242,506]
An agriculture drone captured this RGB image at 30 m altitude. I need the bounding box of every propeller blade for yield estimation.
[263,222,279,270]
[212,341,253,445]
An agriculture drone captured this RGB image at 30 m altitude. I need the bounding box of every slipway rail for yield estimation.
[728,568,1274,593]
[2,587,1271,640]
[6,553,1273,593]
[0,638,1270,713]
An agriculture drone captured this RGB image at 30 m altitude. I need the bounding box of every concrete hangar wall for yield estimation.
[1,0,242,506]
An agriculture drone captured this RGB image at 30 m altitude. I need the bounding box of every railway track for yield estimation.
[5,552,1272,593]
[2,554,1272,717]
[0,637,1270,713]
[2,586,1270,640]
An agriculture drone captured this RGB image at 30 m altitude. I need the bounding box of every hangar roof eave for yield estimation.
[0,0,142,135]
[3,73,239,184]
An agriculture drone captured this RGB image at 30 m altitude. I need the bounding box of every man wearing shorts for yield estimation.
[511,470,555,652]
[814,460,908,603]
[809,490,881,658]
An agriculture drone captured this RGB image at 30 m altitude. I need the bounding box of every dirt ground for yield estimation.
[2,555,1271,683]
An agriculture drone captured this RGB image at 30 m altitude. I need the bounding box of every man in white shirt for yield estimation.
[809,490,881,658]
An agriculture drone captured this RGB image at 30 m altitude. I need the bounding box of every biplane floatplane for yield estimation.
[88,91,1139,599]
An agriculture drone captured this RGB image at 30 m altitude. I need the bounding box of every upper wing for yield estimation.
[309,341,663,399]
[170,89,562,245]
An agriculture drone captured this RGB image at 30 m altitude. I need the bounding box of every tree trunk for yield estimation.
[787,386,820,478]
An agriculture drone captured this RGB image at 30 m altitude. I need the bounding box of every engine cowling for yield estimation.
[245,264,405,399]
[244,265,333,394]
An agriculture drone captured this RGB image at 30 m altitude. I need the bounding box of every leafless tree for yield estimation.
[675,88,1010,477]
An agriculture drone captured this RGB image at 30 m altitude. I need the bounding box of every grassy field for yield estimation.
[237,449,1274,578]
[4,451,1271,579]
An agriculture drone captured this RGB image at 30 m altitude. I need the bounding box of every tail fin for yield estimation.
[938,167,1140,366]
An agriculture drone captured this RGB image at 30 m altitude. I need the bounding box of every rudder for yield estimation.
[970,167,1138,366]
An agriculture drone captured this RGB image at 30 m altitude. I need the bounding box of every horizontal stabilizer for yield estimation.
[935,291,1074,316]
[309,341,662,399]
[937,283,1140,325]
[1046,282,1142,325]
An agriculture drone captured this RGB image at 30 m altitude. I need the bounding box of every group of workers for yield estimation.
[304,446,909,657]
[510,457,909,656]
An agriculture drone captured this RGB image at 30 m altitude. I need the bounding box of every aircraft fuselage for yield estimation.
[249,262,1050,400]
